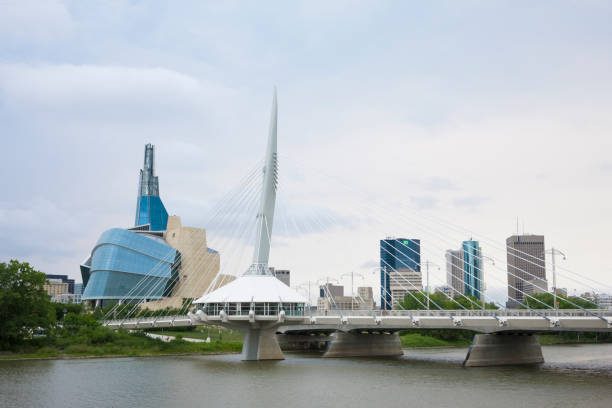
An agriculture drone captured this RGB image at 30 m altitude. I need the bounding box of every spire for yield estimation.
[138,143,160,196]
[135,143,168,230]
[247,90,278,275]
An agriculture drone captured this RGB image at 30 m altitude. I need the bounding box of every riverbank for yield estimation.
[400,333,471,347]
[0,340,242,360]
[400,333,612,348]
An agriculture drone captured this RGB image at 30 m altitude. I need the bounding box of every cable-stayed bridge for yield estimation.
[101,91,612,366]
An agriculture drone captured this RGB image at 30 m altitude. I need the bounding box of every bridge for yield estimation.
[101,91,612,366]
[104,308,612,365]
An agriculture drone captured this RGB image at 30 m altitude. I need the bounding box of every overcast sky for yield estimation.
[1,1,611,303]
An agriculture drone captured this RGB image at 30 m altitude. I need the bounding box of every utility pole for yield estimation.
[546,248,566,310]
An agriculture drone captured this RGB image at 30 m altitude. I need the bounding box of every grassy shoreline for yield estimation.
[3,333,609,361]
[0,350,240,361]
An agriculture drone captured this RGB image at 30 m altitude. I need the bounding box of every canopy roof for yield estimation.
[194,275,308,304]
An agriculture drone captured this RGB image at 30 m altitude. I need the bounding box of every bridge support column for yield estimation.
[242,328,284,361]
[463,333,544,367]
[323,332,403,358]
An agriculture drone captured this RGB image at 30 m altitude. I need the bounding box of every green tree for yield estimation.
[398,291,498,310]
[0,260,55,348]
[51,302,84,321]
[522,292,597,309]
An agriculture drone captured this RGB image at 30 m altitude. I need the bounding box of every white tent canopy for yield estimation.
[194,275,308,304]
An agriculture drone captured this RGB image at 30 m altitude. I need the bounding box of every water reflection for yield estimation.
[1,344,611,408]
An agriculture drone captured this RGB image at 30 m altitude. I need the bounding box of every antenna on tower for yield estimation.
[516,217,519,235]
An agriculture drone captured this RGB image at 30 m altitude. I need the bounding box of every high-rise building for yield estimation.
[506,234,546,308]
[462,240,482,300]
[446,241,483,300]
[380,238,421,310]
[74,283,83,295]
[445,249,463,296]
[269,267,290,287]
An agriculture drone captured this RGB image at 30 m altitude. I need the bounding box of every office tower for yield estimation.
[445,249,464,296]
[380,238,421,310]
[506,234,546,308]
[462,240,482,300]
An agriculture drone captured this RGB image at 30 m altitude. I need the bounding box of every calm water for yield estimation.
[1,344,612,408]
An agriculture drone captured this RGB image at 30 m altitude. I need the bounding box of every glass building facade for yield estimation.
[82,228,179,304]
[380,238,421,310]
[134,144,168,231]
[135,195,168,231]
[462,240,482,300]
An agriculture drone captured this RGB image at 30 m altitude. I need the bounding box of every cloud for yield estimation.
[409,196,437,210]
[359,259,379,269]
[0,0,73,45]
[423,177,455,191]
[0,64,234,125]
[452,196,488,210]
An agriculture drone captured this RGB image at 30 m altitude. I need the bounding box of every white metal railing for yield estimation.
[102,308,612,327]
[309,309,612,318]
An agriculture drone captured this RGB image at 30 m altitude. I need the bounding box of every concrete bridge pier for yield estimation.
[323,331,403,358]
[463,333,544,367]
[242,328,285,361]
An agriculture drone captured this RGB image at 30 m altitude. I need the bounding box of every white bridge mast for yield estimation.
[247,90,278,275]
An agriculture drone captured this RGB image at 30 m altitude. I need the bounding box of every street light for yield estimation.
[480,255,495,311]
[341,271,365,310]
[546,248,566,310]
[421,260,440,310]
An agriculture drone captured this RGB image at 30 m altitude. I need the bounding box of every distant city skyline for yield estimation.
[1,2,611,305]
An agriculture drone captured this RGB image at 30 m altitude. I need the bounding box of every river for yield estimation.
[1,344,612,408]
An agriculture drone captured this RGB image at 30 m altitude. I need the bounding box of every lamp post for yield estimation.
[480,255,495,311]
[421,260,440,310]
[546,248,566,310]
[341,271,366,310]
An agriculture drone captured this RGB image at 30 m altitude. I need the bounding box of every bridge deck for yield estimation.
[103,309,612,333]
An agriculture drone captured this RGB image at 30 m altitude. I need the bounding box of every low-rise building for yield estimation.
[318,285,375,311]
[389,267,422,308]
[596,293,612,309]
[269,267,290,287]
[44,279,69,301]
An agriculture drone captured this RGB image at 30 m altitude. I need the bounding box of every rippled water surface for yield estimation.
[1,344,612,408]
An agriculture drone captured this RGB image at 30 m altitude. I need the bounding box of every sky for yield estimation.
[1,1,611,304]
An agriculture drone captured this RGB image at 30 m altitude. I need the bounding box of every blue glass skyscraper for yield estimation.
[462,240,482,300]
[135,144,168,231]
[380,238,420,310]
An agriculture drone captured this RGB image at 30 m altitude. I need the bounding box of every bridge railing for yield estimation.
[102,309,612,327]
[310,309,612,318]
